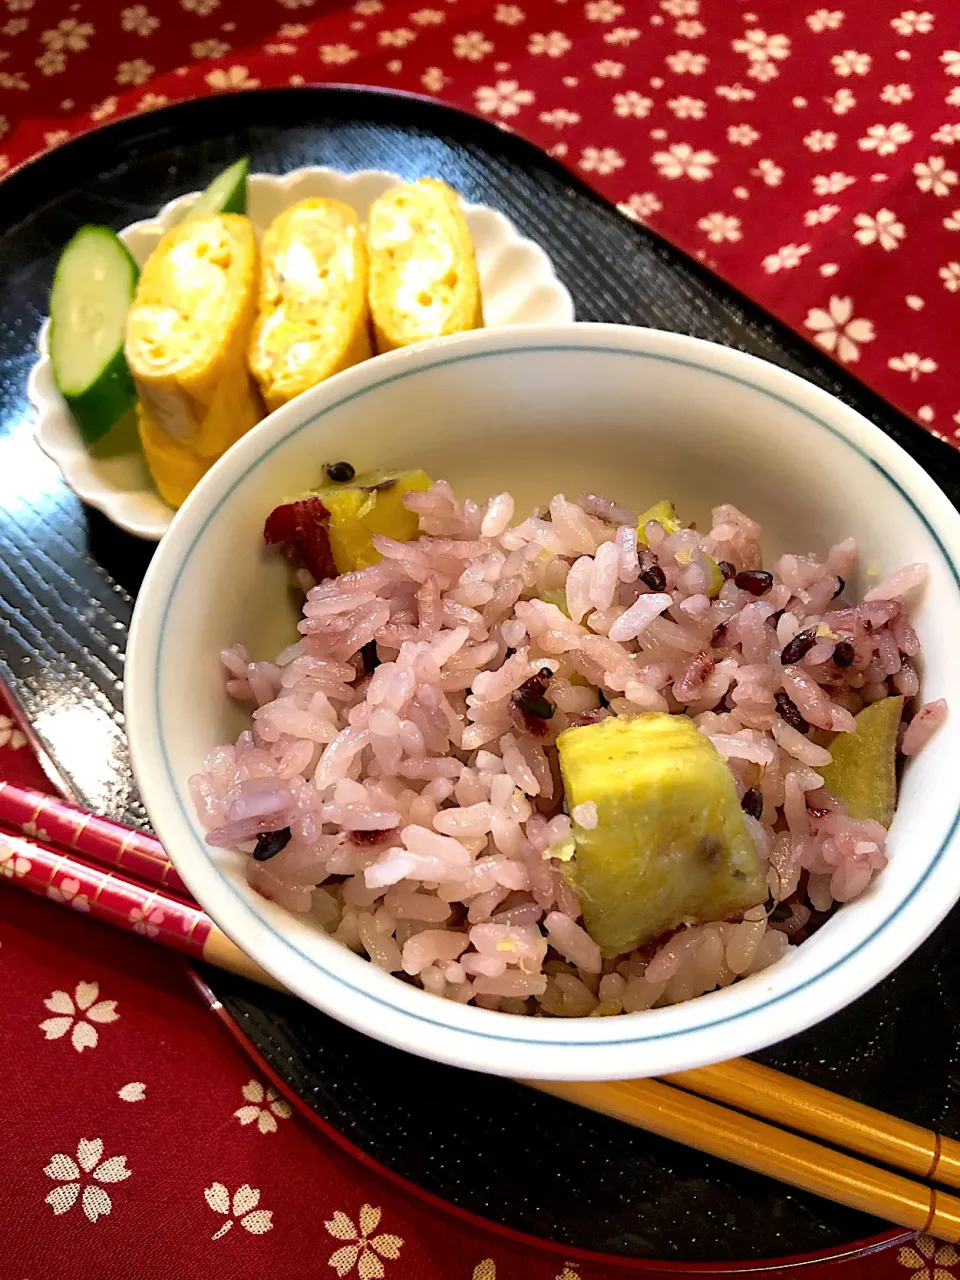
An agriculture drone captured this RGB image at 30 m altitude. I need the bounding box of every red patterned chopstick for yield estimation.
[3,823,210,952]
[0,779,189,899]
[1,824,280,988]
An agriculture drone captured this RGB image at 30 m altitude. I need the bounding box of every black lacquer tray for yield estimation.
[1,85,957,1267]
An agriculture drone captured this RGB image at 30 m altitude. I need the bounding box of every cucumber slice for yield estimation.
[184,157,249,220]
[48,225,139,446]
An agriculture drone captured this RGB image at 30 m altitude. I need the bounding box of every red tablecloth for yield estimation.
[2,0,960,444]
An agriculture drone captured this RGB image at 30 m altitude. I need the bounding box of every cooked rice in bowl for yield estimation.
[190,480,947,1018]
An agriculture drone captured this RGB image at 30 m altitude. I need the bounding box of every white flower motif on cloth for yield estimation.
[881,82,913,103]
[944,209,960,230]
[820,262,841,276]
[410,8,444,24]
[805,203,841,225]
[617,191,662,221]
[36,50,66,75]
[813,169,856,194]
[593,59,624,77]
[652,142,716,180]
[120,4,158,35]
[44,1138,131,1222]
[715,82,755,101]
[353,0,382,12]
[41,18,93,51]
[453,30,493,60]
[118,1082,146,1102]
[528,31,571,56]
[421,66,448,92]
[579,144,624,174]
[940,262,960,292]
[807,9,844,32]
[732,28,789,81]
[0,839,29,878]
[584,0,622,20]
[205,64,259,89]
[493,4,524,23]
[889,352,937,380]
[115,57,153,84]
[660,0,699,16]
[321,43,358,64]
[948,86,960,105]
[697,211,741,242]
[204,1182,273,1239]
[832,49,872,76]
[897,1233,959,1278]
[854,208,905,249]
[727,123,759,145]
[0,714,26,749]
[804,295,876,362]
[804,129,837,152]
[906,294,926,310]
[665,49,707,74]
[915,156,958,196]
[667,94,706,118]
[939,50,960,75]
[39,980,119,1052]
[191,37,229,58]
[180,0,219,13]
[890,9,933,35]
[378,27,416,47]
[762,242,810,273]
[933,123,960,145]
[234,1079,293,1134]
[326,1203,403,1278]
[613,91,653,117]
[539,107,580,127]
[859,122,913,155]
[605,26,641,45]
[752,157,784,186]
[47,877,90,911]
[826,87,856,113]
[44,129,70,147]
[675,19,704,38]
[90,96,117,120]
[917,405,935,423]
[475,79,534,117]
[129,904,165,937]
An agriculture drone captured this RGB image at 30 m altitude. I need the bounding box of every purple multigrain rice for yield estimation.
[192,483,942,1017]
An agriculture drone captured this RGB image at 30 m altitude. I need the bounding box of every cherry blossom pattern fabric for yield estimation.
[2,1,960,444]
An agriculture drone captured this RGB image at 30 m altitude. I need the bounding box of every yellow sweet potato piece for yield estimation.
[366,178,483,353]
[249,198,372,413]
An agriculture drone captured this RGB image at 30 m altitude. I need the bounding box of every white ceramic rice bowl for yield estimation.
[125,323,960,1081]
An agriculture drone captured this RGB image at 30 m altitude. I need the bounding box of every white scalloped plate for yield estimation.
[30,166,575,541]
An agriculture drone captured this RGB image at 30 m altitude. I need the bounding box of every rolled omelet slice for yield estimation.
[248,198,372,413]
[125,213,261,505]
[136,407,211,510]
[366,178,483,353]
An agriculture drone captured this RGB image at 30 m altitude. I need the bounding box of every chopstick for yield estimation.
[664,1059,960,1191]
[1,824,281,990]
[4,782,960,1241]
[0,779,190,898]
[529,1077,960,1241]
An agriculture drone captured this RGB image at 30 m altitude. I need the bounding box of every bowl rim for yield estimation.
[126,322,960,1080]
